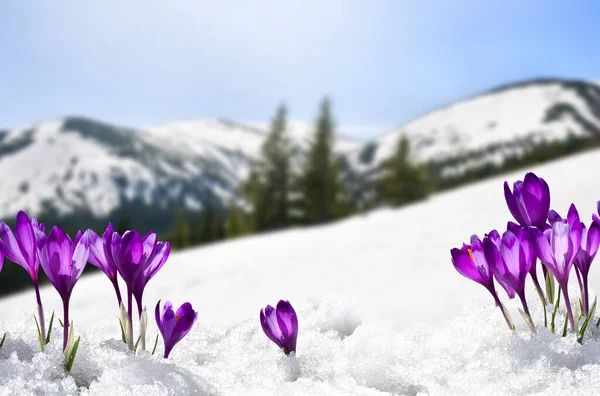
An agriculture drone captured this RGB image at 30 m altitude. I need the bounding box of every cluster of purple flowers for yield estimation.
[0,208,300,368]
[0,212,198,370]
[451,172,600,337]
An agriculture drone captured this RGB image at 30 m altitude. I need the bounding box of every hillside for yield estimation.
[348,78,600,179]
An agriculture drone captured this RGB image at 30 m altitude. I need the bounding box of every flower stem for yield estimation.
[562,284,575,333]
[136,293,143,319]
[62,296,70,351]
[34,282,46,344]
[491,290,514,330]
[583,276,590,316]
[531,274,546,306]
[518,292,531,317]
[127,287,134,351]
[112,278,123,307]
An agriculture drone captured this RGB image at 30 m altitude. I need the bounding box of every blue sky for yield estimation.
[1,0,598,139]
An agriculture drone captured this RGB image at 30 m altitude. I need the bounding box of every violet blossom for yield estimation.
[88,223,122,306]
[532,219,583,332]
[155,300,198,359]
[483,228,535,327]
[104,229,144,351]
[133,232,170,318]
[260,300,299,354]
[38,227,91,350]
[0,211,47,344]
[504,172,550,229]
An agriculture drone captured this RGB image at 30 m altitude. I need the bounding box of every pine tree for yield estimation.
[116,215,132,235]
[224,204,252,238]
[199,203,217,243]
[298,97,343,224]
[173,209,189,249]
[378,134,430,206]
[241,104,294,232]
[258,104,292,230]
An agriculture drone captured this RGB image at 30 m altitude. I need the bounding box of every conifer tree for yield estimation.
[258,104,292,230]
[173,209,189,249]
[298,97,343,224]
[378,134,430,206]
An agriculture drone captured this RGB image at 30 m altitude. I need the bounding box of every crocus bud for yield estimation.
[260,300,298,355]
[504,172,550,229]
[155,300,198,359]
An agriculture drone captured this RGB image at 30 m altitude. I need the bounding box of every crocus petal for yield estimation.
[504,181,527,225]
[483,237,516,299]
[275,300,298,340]
[261,305,283,348]
[71,230,91,282]
[486,229,502,249]
[567,204,580,228]
[0,222,26,266]
[15,210,36,269]
[450,247,484,285]
[548,210,563,225]
[532,227,556,270]
[587,221,600,258]
[521,191,546,228]
[500,231,521,278]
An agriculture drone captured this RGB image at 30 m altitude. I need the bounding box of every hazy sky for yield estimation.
[1,1,599,139]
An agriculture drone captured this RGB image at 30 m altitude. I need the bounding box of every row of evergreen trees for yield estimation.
[221,97,430,240]
[167,97,430,248]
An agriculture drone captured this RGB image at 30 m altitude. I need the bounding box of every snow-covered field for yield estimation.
[2,149,600,394]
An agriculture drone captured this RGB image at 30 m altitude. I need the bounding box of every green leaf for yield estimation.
[65,336,80,372]
[551,288,562,334]
[151,334,159,355]
[518,308,536,333]
[545,272,555,304]
[46,311,55,345]
[134,335,142,353]
[33,314,44,352]
[58,318,64,328]
[562,311,569,337]
[578,297,597,344]
[119,319,127,344]
[543,300,547,328]
[0,332,7,351]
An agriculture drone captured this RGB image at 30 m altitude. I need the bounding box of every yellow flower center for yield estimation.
[468,248,475,262]
[175,315,181,322]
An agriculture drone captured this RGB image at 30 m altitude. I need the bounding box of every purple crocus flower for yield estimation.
[88,223,123,306]
[155,300,198,359]
[504,172,550,229]
[104,229,144,350]
[484,228,535,322]
[532,219,583,332]
[38,227,91,351]
[259,300,299,354]
[133,232,170,317]
[0,211,47,342]
[451,233,515,327]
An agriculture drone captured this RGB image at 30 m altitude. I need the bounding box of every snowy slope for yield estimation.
[1,148,600,393]
[348,78,600,176]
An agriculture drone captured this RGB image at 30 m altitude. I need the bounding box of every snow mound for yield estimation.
[4,292,600,395]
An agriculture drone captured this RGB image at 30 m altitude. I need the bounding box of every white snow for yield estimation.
[1,147,600,393]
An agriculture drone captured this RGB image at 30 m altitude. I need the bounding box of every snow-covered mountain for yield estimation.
[0,117,361,229]
[348,78,600,177]
[2,77,600,229]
